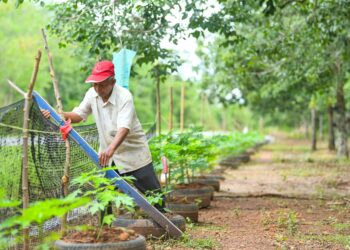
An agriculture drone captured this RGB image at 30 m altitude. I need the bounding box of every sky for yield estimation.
[160,0,221,82]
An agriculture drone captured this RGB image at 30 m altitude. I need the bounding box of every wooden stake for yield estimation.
[180,82,185,131]
[7,49,42,250]
[7,80,26,97]
[42,29,71,234]
[23,49,42,250]
[169,86,173,131]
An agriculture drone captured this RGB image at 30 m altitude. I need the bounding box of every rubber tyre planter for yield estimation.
[166,203,199,222]
[236,153,250,163]
[170,186,213,208]
[203,174,225,181]
[192,178,220,192]
[113,215,186,238]
[55,235,146,250]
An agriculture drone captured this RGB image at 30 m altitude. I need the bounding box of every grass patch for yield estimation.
[300,234,350,248]
[260,209,299,235]
[181,236,220,249]
[279,167,324,178]
[333,223,350,233]
[150,233,220,250]
[188,222,227,231]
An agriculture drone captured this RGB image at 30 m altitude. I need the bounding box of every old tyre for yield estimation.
[55,235,146,250]
[113,215,186,238]
[203,174,225,181]
[192,178,220,192]
[170,186,213,208]
[166,203,199,222]
[236,153,250,163]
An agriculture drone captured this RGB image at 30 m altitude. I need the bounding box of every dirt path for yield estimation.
[151,135,350,250]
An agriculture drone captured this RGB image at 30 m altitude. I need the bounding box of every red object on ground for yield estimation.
[60,119,72,140]
[161,156,169,174]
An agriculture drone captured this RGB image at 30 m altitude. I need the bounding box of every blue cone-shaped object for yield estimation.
[113,48,136,89]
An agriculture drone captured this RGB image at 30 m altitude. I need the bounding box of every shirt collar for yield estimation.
[92,84,117,106]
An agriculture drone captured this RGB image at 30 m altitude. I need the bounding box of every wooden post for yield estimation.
[169,86,173,131]
[319,114,323,141]
[156,71,161,135]
[7,50,42,250]
[201,93,205,128]
[42,29,71,234]
[311,108,317,151]
[221,106,226,131]
[328,105,335,151]
[180,82,185,131]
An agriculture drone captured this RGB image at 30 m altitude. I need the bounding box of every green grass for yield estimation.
[149,233,220,250]
[188,222,227,232]
[181,236,220,249]
[300,234,350,247]
[333,223,350,233]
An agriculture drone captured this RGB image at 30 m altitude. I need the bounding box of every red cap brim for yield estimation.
[85,73,112,83]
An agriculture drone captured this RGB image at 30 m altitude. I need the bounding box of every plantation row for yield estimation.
[0,130,264,249]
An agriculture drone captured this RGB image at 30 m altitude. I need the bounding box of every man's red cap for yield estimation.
[85,60,115,83]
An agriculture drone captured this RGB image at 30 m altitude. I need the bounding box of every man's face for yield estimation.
[93,77,115,100]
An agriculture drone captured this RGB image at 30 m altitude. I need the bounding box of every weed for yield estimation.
[333,222,350,233]
[300,234,350,248]
[187,222,226,232]
[276,210,298,235]
[231,207,241,217]
[260,211,273,226]
[181,235,220,249]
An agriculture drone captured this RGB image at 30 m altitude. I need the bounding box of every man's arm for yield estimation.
[62,112,84,123]
[98,128,129,166]
[41,110,84,123]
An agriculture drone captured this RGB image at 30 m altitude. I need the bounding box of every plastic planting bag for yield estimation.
[113,48,136,89]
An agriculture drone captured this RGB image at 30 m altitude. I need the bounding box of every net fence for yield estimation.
[0,98,156,246]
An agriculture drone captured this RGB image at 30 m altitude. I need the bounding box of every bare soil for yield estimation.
[63,227,137,243]
[150,134,350,250]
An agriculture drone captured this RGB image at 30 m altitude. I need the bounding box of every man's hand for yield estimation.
[98,128,129,166]
[99,144,117,167]
[40,109,84,123]
[41,109,51,119]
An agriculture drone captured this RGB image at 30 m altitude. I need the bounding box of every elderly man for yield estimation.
[42,60,164,211]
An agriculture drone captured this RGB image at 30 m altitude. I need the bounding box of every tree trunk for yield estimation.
[328,105,336,151]
[304,116,310,139]
[319,114,323,141]
[169,86,173,131]
[180,82,185,131]
[221,107,226,131]
[311,108,317,151]
[335,76,349,157]
[156,73,161,135]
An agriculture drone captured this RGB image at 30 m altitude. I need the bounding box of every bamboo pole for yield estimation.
[180,82,185,132]
[42,29,71,234]
[7,80,26,96]
[169,86,173,131]
[7,49,42,250]
[22,49,42,250]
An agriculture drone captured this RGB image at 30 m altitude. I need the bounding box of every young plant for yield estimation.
[70,167,136,230]
[0,189,89,249]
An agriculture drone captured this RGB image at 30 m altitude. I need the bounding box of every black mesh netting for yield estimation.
[0,99,98,217]
[0,98,155,217]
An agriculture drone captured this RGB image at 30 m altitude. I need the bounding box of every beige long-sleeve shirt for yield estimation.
[72,84,152,173]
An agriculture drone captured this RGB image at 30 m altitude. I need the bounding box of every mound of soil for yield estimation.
[63,227,137,243]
